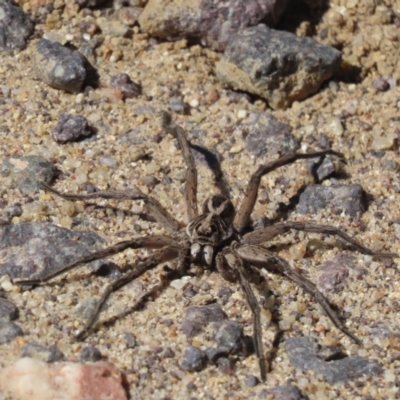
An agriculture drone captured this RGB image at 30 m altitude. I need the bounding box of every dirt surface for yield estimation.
[0,1,400,399]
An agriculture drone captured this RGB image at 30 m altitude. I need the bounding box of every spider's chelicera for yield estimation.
[16,112,397,382]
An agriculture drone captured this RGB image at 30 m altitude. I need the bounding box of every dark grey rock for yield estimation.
[0,321,23,344]
[296,184,365,217]
[52,113,92,143]
[308,155,340,182]
[34,39,87,93]
[204,347,229,363]
[0,0,34,51]
[286,337,383,384]
[139,0,288,51]
[258,385,306,400]
[217,25,342,109]
[214,320,246,354]
[21,342,65,362]
[317,254,355,293]
[180,346,207,372]
[1,155,55,193]
[0,222,105,280]
[110,73,141,99]
[0,298,18,320]
[181,303,227,338]
[79,346,102,362]
[244,112,299,158]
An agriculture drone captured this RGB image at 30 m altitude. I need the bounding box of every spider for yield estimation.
[15,112,397,382]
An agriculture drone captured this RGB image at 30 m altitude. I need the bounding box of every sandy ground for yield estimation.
[0,0,400,399]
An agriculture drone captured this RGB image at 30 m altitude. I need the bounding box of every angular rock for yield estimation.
[243,111,299,158]
[34,39,87,93]
[214,320,246,354]
[1,155,55,193]
[296,184,365,217]
[216,25,342,109]
[286,337,383,384]
[0,0,34,51]
[0,358,128,400]
[0,222,105,280]
[52,113,92,143]
[139,0,288,51]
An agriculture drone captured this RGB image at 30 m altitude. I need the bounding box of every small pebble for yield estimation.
[373,77,390,92]
[52,113,92,143]
[179,346,207,372]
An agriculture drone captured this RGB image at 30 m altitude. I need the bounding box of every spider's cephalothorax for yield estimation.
[186,195,235,266]
[15,111,397,383]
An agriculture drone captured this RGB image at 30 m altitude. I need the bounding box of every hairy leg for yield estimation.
[234,150,344,233]
[41,182,180,233]
[235,244,361,344]
[243,221,398,258]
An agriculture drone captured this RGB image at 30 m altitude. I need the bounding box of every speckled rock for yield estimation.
[34,39,87,93]
[0,0,34,51]
[0,358,128,400]
[296,184,365,216]
[21,342,65,363]
[0,223,105,280]
[243,111,299,158]
[52,113,92,143]
[308,155,341,182]
[1,155,55,193]
[139,0,288,51]
[286,337,383,384]
[216,25,342,109]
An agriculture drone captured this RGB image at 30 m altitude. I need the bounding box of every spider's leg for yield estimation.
[176,238,191,275]
[41,182,180,233]
[235,244,361,345]
[223,250,268,382]
[243,221,398,258]
[14,235,178,285]
[162,111,198,221]
[76,245,179,341]
[234,150,344,233]
[216,252,237,282]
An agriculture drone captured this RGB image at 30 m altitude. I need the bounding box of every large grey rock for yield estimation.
[216,25,342,109]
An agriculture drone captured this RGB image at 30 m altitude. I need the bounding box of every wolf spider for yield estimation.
[16,112,397,381]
